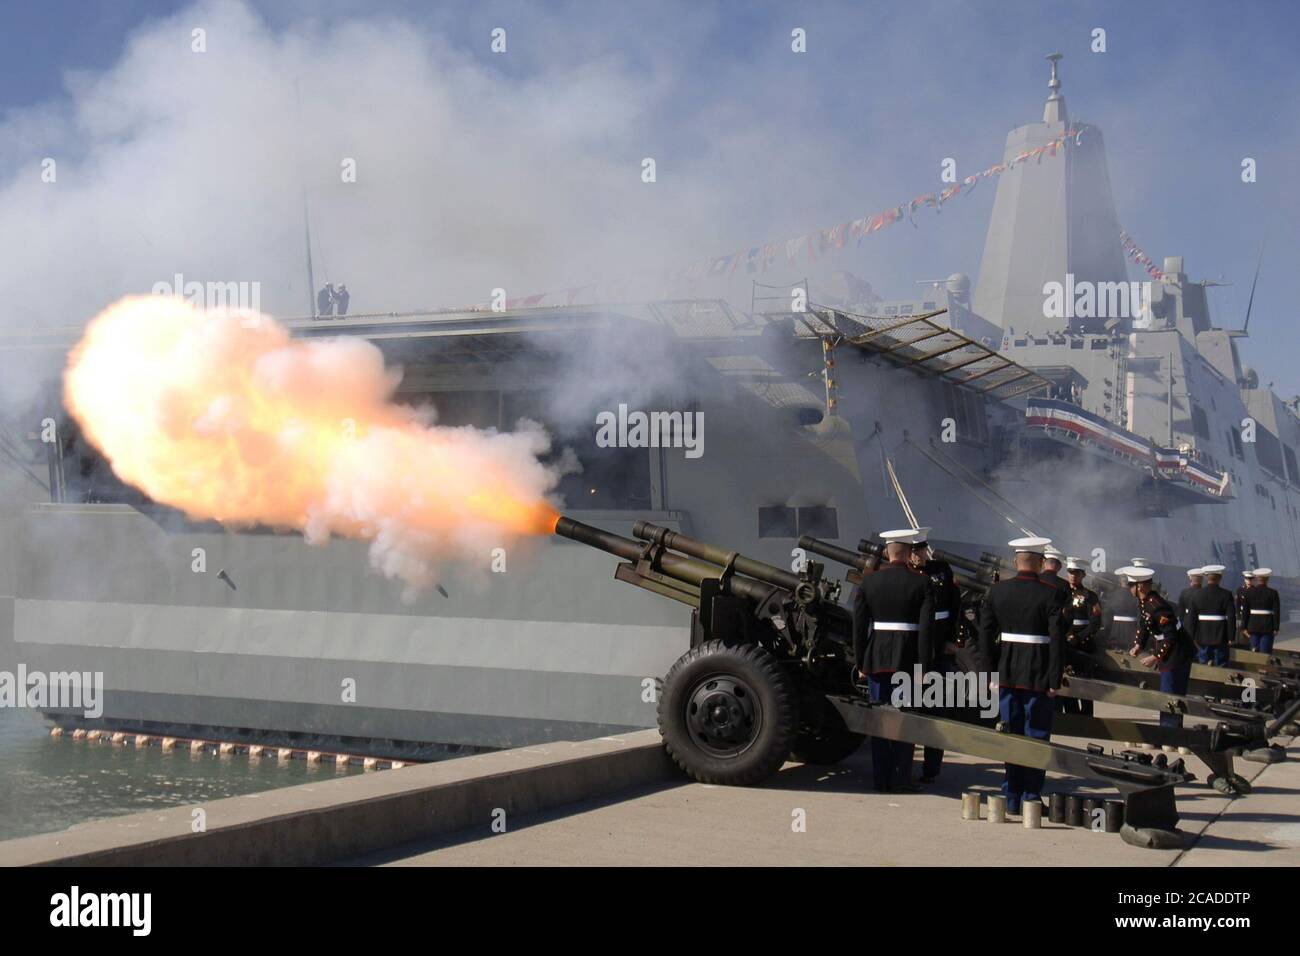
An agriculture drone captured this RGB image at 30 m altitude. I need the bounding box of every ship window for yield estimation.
[798,506,839,539]
[1090,339,1108,350]
[759,506,797,538]
[1229,428,1245,460]
[500,388,652,511]
[1070,339,1084,350]
[1255,426,1285,477]
[1191,405,1210,440]
[430,389,501,428]
[1285,444,1300,485]
[39,413,150,506]
[1013,339,1028,347]
[922,301,936,310]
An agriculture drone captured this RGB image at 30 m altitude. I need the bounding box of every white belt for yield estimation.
[1001,632,1050,644]
[874,622,920,632]
[1113,616,1137,622]
[1249,609,1274,615]
[1198,614,1226,622]
[1071,619,1089,626]
[935,611,951,620]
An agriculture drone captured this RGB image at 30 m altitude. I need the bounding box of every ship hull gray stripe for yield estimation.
[8,641,661,742]
[14,599,685,677]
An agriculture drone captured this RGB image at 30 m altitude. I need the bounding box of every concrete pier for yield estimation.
[1,706,1296,867]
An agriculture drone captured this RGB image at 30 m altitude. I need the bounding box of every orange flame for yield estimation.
[64,296,560,591]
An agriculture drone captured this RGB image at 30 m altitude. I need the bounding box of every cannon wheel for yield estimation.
[658,640,797,786]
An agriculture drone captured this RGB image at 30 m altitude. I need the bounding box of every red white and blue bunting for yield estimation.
[1026,398,1231,498]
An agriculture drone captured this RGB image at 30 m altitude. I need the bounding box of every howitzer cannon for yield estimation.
[558,516,1196,847]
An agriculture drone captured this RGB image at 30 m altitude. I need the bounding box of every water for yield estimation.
[0,708,370,842]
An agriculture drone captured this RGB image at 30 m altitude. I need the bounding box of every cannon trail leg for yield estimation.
[829,696,1189,848]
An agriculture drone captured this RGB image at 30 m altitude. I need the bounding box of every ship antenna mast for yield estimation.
[295,77,318,317]
[1241,240,1265,334]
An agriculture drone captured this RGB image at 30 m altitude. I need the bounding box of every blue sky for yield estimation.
[2,0,1299,391]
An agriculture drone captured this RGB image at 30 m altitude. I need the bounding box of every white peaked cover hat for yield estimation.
[880,527,930,545]
[1066,557,1087,571]
[1253,567,1273,577]
[1187,567,1204,576]
[1009,536,1051,555]
[1130,558,1151,567]
[1117,565,1154,582]
[1243,570,1255,578]
[1201,564,1226,574]
[1043,545,1065,560]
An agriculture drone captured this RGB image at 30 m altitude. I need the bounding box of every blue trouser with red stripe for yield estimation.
[999,687,1052,812]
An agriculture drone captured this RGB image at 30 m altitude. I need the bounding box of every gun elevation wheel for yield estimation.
[658,640,797,786]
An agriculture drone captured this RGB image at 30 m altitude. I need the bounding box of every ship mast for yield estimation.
[295,78,318,317]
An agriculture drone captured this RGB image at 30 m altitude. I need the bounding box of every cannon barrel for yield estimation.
[632,521,802,592]
[556,516,782,605]
[797,535,868,573]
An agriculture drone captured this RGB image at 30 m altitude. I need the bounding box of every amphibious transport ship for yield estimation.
[2,59,1298,755]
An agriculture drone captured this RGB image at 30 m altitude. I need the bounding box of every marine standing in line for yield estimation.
[852,528,934,793]
[977,536,1064,815]
[1105,569,1141,650]
[1061,557,1102,716]
[1183,564,1236,666]
[1178,567,1203,630]
[1234,570,1254,646]
[1039,545,1069,596]
[917,539,963,784]
[1242,568,1282,654]
[1124,566,1195,727]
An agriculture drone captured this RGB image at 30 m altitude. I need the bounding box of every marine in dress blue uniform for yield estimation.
[852,528,935,793]
[918,542,963,783]
[1122,566,1195,727]
[1105,574,1141,650]
[1178,567,1203,636]
[977,536,1065,815]
[1234,571,1253,648]
[1060,557,1102,716]
[1185,565,1235,666]
[1243,570,1282,654]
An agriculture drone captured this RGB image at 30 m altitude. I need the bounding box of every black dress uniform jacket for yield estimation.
[1184,585,1237,647]
[924,559,962,658]
[1178,585,1201,626]
[1040,572,1069,596]
[978,571,1066,692]
[1066,585,1102,651]
[1131,591,1195,673]
[1242,585,1282,636]
[1105,587,1141,649]
[852,562,934,675]
[1234,585,1250,631]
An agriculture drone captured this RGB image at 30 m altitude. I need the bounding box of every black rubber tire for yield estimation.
[658,640,797,786]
